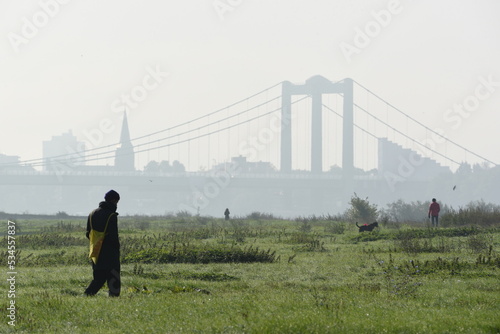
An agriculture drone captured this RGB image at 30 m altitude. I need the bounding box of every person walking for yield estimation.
[428,198,441,227]
[224,208,230,220]
[84,190,121,297]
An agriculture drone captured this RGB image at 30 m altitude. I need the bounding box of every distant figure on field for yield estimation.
[428,198,440,227]
[84,190,121,297]
[224,208,230,220]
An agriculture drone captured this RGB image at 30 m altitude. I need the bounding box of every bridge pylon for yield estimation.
[280,75,353,176]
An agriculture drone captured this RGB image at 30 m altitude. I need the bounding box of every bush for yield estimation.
[246,211,277,220]
[55,211,70,218]
[394,236,456,254]
[345,193,378,223]
[136,220,151,231]
[176,210,192,218]
[41,222,84,233]
[395,227,479,239]
[380,200,429,223]
[286,232,318,244]
[16,233,86,249]
[466,233,493,254]
[123,244,277,264]
[441,201,500,227]
[297,219,312,233]
[324,222,346,234]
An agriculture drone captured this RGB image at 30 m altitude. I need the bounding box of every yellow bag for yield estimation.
[89,212,116,264]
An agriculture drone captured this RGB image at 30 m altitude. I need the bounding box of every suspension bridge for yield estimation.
[0,75,495,216]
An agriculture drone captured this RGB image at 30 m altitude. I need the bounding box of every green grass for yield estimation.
[1,218,500,333]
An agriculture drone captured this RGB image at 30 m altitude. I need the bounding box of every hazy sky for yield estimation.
[1,0,499,171]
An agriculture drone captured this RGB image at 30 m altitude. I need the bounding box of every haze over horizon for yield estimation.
[1,0,499,172]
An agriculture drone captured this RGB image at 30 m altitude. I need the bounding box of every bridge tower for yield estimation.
[114,111,135,171]
[280,76,353,175]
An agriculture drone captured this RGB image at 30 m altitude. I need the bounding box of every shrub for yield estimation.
[292,239,326,252]
[395,227,479,239]
[441,201,500,227]
[345,193,378,223]
[466,233,493,254]
[378,215,402,229]
[55,211,70,218]
[40,221,84,233]
[286,232,318,244]
[123,244,276,264]
[324,221,346,234]
[394,236,455,254]
[136,220,151,231]
[5,250,88,267]
[297,219,312,233]
[169,271,239,281]
[16,233,86,249]
[246,211,277,220]
[176,210,192,218]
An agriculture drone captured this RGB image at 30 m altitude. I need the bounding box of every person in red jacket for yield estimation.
[428,198,440,227]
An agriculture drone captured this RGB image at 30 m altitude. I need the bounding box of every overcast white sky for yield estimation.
[1,0,499,171]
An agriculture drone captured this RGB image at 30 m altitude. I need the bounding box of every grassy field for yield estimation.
[2,216,500,333]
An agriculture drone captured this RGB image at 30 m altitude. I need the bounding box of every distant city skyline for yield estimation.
[1,80,495,174]
[4,79,495,177]
[1,1,499,172]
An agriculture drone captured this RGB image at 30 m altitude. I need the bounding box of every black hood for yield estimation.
[98,201,118,213]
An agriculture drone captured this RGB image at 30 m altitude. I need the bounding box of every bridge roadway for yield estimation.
[0,170,382,189]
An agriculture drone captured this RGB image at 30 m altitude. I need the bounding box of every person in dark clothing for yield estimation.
[84,190,121,297]
[224,208,230,220]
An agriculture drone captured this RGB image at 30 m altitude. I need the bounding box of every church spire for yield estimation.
[120,110,131,144]
[114,111,135,171]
